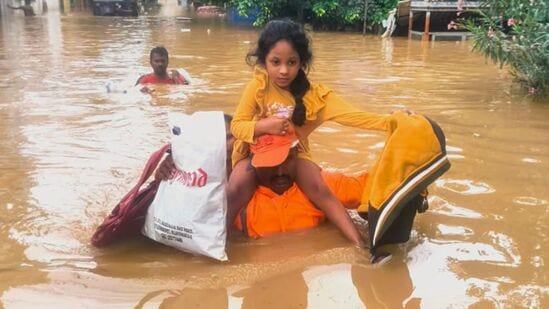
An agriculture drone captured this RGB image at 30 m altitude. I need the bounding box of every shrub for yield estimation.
[464,0,549,98]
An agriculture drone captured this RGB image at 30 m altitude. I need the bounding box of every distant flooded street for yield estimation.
[1,10,548,308]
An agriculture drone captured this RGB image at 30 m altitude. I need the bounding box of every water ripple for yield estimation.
[428,196,483,219]
[436,179,496,195]
[513,196,548,206]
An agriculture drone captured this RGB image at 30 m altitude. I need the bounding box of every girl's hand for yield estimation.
[255,117,290,136]
[391,109,415,115]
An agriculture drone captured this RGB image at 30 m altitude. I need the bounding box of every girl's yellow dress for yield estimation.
[231,67,391,165]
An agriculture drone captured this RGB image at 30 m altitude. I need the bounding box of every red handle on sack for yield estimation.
[91,143,172,247]
[119,143,171,215]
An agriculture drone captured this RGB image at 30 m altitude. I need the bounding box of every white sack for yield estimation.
[142,111,228,261]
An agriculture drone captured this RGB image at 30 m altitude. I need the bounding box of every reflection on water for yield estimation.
[136,257,418,308]
[1,10,549,308]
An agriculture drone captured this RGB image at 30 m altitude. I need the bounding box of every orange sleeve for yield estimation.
[322,172,369,209]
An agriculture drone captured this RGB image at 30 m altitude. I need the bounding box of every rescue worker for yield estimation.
[234,123,367,238]
[136,46,189,93]
[155,115,368,239]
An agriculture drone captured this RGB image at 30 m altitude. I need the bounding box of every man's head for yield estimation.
[150,46,169,77]
[250,127,299,195]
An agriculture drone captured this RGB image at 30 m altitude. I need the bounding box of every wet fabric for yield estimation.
[357,111,451,254]
[235,171,368,238]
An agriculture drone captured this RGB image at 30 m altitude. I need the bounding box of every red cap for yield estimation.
[250,126,298,167]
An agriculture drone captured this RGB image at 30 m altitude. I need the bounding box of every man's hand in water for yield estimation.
[391,109,415,115]
[155,155,175,181]
[170,69,181,78]
[169,69,184,83]
[140,85,155,94]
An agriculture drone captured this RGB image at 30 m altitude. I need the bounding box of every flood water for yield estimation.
[1,11,548,308]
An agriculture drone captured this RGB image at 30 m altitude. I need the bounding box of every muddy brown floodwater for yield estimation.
[1,11,548,308]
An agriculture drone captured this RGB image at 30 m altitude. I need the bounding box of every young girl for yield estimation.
[228,19,392,248]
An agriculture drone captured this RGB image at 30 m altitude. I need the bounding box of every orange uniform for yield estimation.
[234,171,368,238]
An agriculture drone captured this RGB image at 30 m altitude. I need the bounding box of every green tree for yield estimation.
[464,0,549,98]
[222,0,397,30]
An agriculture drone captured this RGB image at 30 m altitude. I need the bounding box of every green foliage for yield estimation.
[464,0,549,98]
[366,0,398,25]
[222,0,398,29]
[311,0,363,28]
[224,0,285,27]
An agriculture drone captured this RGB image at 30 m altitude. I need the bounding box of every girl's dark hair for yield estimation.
[246,19,312,126]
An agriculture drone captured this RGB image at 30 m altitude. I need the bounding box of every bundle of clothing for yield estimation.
[357,111,451,256]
